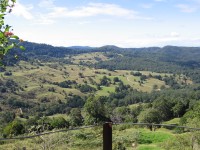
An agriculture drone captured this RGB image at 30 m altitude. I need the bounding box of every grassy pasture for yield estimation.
[0,52,192,99]
[72,52,109,64]
[96,86,116,96]
[0,124,176,150]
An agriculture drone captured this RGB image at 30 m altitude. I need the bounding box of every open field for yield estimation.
[71,52,109,64]
[0,51,192,100]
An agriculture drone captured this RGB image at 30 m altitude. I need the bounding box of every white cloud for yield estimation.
[78,21,91,25]
[123,37,180,47]
[34,14,55,25]
[9,1,152,25]
[130,33,179,47]
[176,4,198,13]
[47,3,138,18]
[12,0,34,20]
[34,2,152,24]
[117,33,200,47]
[170,32,180,37]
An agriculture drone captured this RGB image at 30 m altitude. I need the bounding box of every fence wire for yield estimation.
[113,122,200,131]
[0,125,96,141]
[1,122,200,141]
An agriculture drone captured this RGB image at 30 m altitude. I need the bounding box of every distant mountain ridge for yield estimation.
[14,41,200,54]
[5,42,200,73]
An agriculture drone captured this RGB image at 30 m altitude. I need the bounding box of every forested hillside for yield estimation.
[4,42,200,82]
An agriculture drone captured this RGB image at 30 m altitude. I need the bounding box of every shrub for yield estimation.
[3,121,25,137]
[50,117,69,129]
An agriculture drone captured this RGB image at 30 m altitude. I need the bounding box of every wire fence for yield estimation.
[0,122,200,141]
[113,122,200,131]
[0,125,96,141]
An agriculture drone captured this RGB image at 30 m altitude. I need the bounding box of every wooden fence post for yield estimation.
[103,122,112,150]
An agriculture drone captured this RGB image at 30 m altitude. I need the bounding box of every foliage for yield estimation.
[84,96,110,124]
[113,142,126,150]
[0,111,15,123]
[69,108,83,127]
[0,42,200,147]
[111,106,136,123]
[113,76,120,82]
[100,75,111,86]
[66,95,85,108]
[138,108,161,124]
[152,97,174,121]
[76,84,96,93]
[54,80,77,88]
[0,0,25,65]
[50,117,69,129]
[180,101,200,128]
[161,134,192,150]
[138,108,162,130]
[3,120,25,137]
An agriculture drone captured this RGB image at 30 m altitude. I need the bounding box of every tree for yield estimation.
[66,95,85,108]
[100,76,110,86]
[111,106,134,123]
[3,120,25,137]
[113,77,120,82]
[137,108,161,131]
[0,111,15,123]
[0,0,25,65]
[140,75,147,81]
[77,84,96,93]
[78,72,84,78]
[69,108,83,127]
[131,71,142,76]
[84,96,110,124]
[152,97,174,121]
[172,101,185,118]
[180,101,200,128]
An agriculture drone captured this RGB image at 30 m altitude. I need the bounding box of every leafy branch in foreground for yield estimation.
[0,0,25,65]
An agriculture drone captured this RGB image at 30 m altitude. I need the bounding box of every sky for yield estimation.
[5,0,200,48]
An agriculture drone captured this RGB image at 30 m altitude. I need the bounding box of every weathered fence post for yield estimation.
[103,122,112,150]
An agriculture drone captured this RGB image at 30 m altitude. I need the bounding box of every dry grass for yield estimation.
[1,57,191,99]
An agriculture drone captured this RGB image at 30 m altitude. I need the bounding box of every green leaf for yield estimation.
[4,43,14,54]
[0,32,4,38]
[0,14,5,18]
[10,35,19,39]
[19,46,25,51]
[5,25,11,32]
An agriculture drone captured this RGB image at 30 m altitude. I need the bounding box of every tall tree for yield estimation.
[84,96,110,124]
[69,108,83,127]
[138,108,161,131]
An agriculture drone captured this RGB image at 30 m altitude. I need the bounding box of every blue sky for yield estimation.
[5,0,200,47]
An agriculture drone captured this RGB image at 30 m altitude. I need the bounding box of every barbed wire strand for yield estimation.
[113,122,200,131]
[1,122,200,141]
[0,125,96,141]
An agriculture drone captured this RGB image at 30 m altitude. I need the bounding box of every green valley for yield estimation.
[0,43,200,149]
